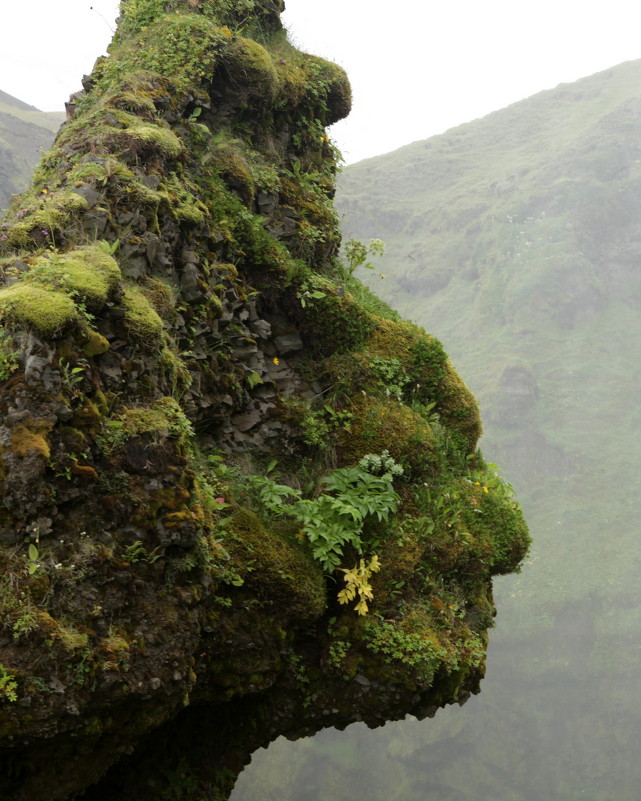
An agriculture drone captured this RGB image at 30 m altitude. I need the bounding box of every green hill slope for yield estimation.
[232,59,641,801]
[0,91,63,211]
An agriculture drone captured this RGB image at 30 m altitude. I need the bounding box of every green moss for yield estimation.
[435,360,482,450]
[365,318,481,450]
[0,284,77,337]
[4,191,89,249]
[122,285,164,344]
[121,119,184,159]
[223,36,279,105]
[138,278,177,321]
[30,246,121,309]
[105,88,158,118]
[160,347,192,394]
[207,147,255,205]
[98,397,193,455]
[298,276,375,356]
[0,245,121,338]
[272,49,351,125]
[301,55,352,125]
[459,478,530,575]
[10,422,52,459]
[226,508,325,620]
[81,329,110,357]
[101,14,224,94]
[174,202,206,225]
[340,396,438,475]
[72,397,103,427]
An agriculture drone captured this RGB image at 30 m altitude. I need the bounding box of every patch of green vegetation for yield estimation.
[0,244,120,337]
[2,190,89,250]
[241,451,403,573]
[0,329,20,379]
[99,13,225,95]
[98,397,194,455]
[225,507,326,619]
[0,283,77,337]
[122,284,164,344]
[120,115,184,159]
[0,663,18,703]
[29,246,121,308]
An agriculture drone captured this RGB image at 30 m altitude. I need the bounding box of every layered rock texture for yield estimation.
[0,2,528,799]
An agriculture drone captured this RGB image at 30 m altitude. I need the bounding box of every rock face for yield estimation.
[0,2,529,799]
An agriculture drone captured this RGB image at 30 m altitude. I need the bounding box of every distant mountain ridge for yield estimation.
[0,90,63,211]
[0,89,38,112]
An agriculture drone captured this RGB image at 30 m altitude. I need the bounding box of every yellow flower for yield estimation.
[483,486,489,493]
[272,357,280,365]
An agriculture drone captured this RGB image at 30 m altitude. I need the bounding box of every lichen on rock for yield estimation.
[0,2,529,799]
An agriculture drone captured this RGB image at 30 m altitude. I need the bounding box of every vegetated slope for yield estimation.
[0,2,527,800]
[326,58,641,800]
[0,90,63,211]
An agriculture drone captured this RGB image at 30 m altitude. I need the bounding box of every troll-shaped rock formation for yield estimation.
[0,2,529,798]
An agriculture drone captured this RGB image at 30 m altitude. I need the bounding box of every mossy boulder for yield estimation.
[0,283,77,337]
[122,285,164,343]
[226,508,326,620]
[340,395,439,474]
[0,245,120,337]
[223,36,279,106]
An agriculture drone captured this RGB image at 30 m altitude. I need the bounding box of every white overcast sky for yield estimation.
[2,0,640,163]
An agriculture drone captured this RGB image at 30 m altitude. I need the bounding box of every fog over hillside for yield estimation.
[0,90,62,212]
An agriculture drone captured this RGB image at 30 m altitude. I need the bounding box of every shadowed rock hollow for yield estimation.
[0,2,529,798]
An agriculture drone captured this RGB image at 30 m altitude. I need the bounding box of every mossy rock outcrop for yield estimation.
[0,2,529,799]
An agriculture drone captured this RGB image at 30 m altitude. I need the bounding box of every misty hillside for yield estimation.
[0,90,63,211]
[232,59,641,801]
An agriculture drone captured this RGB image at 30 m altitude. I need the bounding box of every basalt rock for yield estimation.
[0,2,529,799]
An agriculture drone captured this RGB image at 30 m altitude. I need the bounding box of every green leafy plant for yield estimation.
[26,544,40,576]
[299,402,353,449]
[297,282,327,308]
[327,638,351,671]
[297,464,400,570]
[244,473,301,517]
[243,452,403,573]
[0,664,18,702]
[96,238,121,256]
[343,238,385,275]
[120,540,162,564]
[0,329,20,381]
[363,615,458,684]
[58,359,86,394]
[12,609,38,639]
[368,355,410,401]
